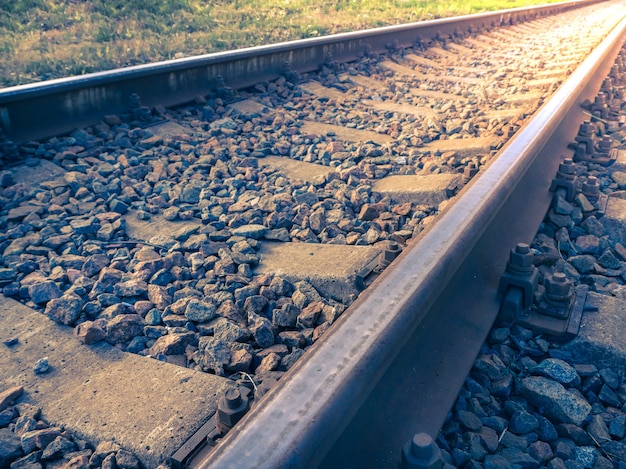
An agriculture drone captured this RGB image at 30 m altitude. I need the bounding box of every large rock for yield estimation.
[149,332,196,356]
[105,314,144,344]
[45,294,83,325]
[530,358,581,387]
[184,299,216,323]
[519,377,591,426]
[28,281,62,304]
[0,428,23,467]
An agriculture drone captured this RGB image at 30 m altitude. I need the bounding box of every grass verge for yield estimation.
[1,0,562,88]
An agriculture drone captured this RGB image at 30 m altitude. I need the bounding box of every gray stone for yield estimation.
[457,410,482,432]
[568,255,596,274]
[105,314,144,344]
[483,455,511,469]
[70,217,100,235]
[509,410,539,435]
[74,321,106,345]
[272,303,300,328]
[0,428,23,467]
[531,358,580,387]
[609,414,626,438]
[281,348,305,370]
[28,281,61,304]
[213,318,250,343]
[519,377,591,425]
[477,426,499,452]
[0,268,17,283]
[573,446,596,468]
[185,299,216,323]
[179,181,205,204]
[196,337,231,375]
[587,414,611,443]
[528,440,553,465]
[556,423,593,445]
[230,224,268,239]
[600,440,626,461]
[33,357,49,374]
[249,316,274,348]
[473,354,507,381]
[598,384,621,407]
[612,171,626,189]
[21,427,61,454]
[116,449,141,469]
[497,447,538,468]
[599,368,620,389]
[581,215,606,237]
[82,254,110,277]
[114,279,148,298]
[537,415,558,442]
[41,435,76,460]
[574,234,600,254]
[149,332,195,356]
[597,250,621,269]
[45,294,83,326]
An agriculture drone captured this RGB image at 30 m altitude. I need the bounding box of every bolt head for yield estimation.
[559,158,575,175]
[218,388,250,427]
[402,433,443,469]
[579,121,592,135]
[507,243,534,273]
[225,388,242,409]
[545,272,572,299]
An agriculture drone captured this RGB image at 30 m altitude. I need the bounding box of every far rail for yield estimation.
[0,0,604,143]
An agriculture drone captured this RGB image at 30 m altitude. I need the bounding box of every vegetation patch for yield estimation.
[1,0,561,88]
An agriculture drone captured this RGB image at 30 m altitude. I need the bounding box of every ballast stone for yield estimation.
[0,295,234,468]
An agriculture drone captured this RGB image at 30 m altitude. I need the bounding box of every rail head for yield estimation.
[0,0,606,143]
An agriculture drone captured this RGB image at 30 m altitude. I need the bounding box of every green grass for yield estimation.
[0,0,562,88]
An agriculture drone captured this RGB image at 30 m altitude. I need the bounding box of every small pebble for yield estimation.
[33,357,50,374]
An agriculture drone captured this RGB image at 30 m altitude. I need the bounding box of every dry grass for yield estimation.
[0,0,561,88]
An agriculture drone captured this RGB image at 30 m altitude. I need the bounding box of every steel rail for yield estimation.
[194,11,626,469]
[0,0,604,143]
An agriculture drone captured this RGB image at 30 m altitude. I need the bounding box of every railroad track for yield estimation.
[2,1,626,468]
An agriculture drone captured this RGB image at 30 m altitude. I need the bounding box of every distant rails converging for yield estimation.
[2,1,626,468]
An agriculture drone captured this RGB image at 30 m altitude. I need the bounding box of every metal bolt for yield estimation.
[557,158,575,178]
[463,162,479,182]
[507,243,534,275]
[507,125,516,138]
[378,240,402,267]
[217,387,250,429]
[401,433,443,469]
[578,121,593,137]
[550,158,577,202]
[129,93,142,109]
[582,176,600,199]
[225,388,242,409]
[597,135,613,152]
[544,272,572,305]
